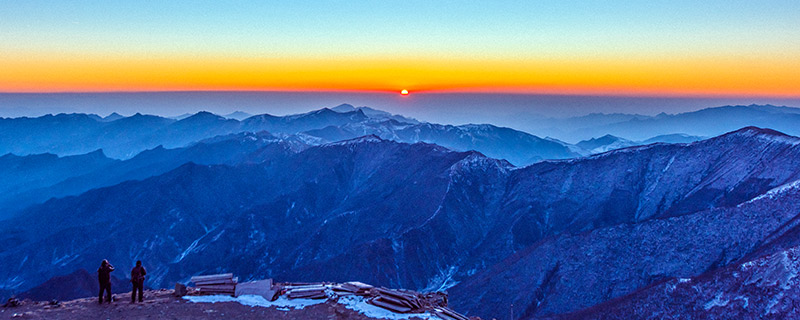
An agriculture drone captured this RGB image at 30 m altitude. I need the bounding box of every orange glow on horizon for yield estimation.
[1,52,799,98]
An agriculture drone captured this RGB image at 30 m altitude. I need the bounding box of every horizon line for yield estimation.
[2,89,800,100]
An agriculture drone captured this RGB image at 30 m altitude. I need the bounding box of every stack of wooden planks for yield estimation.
[367,287,422,313]
[190,273,238,296]
[185,275,471,319]
[432,307,470,320]
[331,281,373,296]
[285,283,327,299]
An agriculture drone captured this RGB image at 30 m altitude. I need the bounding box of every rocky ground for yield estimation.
[0,289,404,320]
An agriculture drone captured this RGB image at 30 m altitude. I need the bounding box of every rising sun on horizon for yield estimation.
[401,89,409,95]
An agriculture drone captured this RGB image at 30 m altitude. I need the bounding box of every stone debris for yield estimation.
[3,297,21,308]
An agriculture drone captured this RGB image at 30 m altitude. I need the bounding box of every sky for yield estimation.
[1,1,799,98]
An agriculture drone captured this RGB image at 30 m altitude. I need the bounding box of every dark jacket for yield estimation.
[131,266,147,284]
[98,263,115,283]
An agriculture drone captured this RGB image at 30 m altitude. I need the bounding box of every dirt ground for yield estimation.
[0,289,387,320]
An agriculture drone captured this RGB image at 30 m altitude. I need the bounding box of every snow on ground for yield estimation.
[184,294,326,310]
[185,293,439,319]
[337,295,437,320]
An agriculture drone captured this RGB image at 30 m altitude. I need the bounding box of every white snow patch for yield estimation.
[325,135,382,146]
[736,129,800,146]
[424,265,460,292]
[337,295,436,319]
[663,155,675,173]
[184,294,325,310]
[186,294,438,319]
[734,296,749,309]
[742,179,800,206]
[704,292,729,310]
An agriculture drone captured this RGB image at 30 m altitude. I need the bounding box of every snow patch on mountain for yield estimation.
[742,179,800,206]
[325,135,383,146]
[730,127,800,146]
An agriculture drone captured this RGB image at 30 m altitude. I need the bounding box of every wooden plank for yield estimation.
[343,281,373,289]
[288,291,327,299]
[375,294,413,309]
[198,288,235,292]
[433,307,469,320]
[190,273,234,282]
[194,279,236,286]
[282,284,326,290]
[197,284,236,291]
[288,288,325,292]
[369,298,412,313]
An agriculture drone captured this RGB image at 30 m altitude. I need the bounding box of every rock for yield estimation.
[3,298,20,308]
[174,283,187,297]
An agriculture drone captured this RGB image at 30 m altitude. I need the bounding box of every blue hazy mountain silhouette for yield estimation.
[2,126,800,319]
[0,131,302,217]
[0,106,578,165]
[522,104,800,142]
[4,104,794,163]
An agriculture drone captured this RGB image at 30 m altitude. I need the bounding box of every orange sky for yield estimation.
[2,2,799,97]
[2,51,799,97]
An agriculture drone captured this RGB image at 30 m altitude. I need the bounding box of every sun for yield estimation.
[400,89,409,95]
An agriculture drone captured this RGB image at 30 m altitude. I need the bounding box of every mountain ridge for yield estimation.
[3,127,800,319]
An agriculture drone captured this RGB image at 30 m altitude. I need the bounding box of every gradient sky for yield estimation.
[1,1,799,97]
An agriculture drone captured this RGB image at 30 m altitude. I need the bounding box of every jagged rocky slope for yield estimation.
[557,183,800,319]
[2,127,800,319]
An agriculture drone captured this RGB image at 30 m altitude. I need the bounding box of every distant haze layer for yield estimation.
[2,91,800,124]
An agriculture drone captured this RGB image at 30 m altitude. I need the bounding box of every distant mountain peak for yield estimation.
[312,107,335,114]
[221,111,252,120]
[102,112,124,122]
[84,149,107,158]
[331,104,356,113]
[182,111,225,121]
[725,126,800,144]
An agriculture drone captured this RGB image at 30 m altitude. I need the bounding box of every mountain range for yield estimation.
[0,105,576,165]
[10,103,788,165]
[0,131,302,217]
[512,104,800,142]
[2,122,800,319]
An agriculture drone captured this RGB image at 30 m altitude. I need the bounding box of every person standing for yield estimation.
[97,259,115,304]
[130,260,147,303]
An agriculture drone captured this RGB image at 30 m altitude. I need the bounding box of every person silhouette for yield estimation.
[97,259,115,304]
[130,260,147,303]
